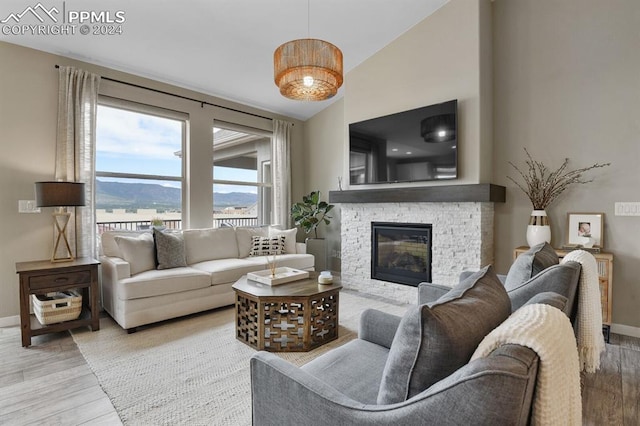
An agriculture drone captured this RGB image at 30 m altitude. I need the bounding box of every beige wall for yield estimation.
[345,0,493,186]
[304,0,493,270]
[493,0,640,330]
[304,0,639,332]
[303,98,345,270]
[0,41,304,321]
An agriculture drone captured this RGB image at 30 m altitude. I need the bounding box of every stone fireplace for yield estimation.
[330,185,504,304]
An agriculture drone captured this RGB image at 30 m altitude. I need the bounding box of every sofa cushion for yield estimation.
[114,233,156,275]
[117,267,212,300]
[377,265,511,405]
[269,226,298,254]
[301,339,391,405]
[249,235,285,256]
[153,229,187,270]
[191,254,314,285]
[183,227,239,264]
[236,226,269,258]
[505,242,558,290]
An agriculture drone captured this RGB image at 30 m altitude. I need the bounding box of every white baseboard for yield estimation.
[611,323,640,338]
[0,315,20,328]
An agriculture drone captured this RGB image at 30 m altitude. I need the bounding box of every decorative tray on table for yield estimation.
[247,267,310,286]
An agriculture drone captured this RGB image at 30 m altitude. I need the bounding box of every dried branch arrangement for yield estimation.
[507,149,610,210]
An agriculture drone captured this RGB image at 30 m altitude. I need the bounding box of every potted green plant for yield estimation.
[291,191,334,270]
[150,217,165,230]
[291,191,334,238]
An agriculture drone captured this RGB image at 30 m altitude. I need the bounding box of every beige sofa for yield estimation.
[100,226,314,331]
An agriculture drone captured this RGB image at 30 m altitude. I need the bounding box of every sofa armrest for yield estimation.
[358,309,402,349]
[522,291,568,312]
[100,255,131,281]
[295,242,307,254]
[417,282,451,305]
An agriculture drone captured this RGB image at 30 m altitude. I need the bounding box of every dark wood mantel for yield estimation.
[328,184,506,204]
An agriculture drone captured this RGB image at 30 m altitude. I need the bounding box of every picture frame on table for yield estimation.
[566,212,604,248]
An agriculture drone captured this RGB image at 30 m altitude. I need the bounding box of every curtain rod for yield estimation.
[54,64,291,125]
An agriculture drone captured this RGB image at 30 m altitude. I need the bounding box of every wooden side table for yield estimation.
[16,257,100,347]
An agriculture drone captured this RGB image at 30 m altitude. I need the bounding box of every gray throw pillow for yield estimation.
[504,242,558,290]
[153,229,187,270]
[377,265,511,405]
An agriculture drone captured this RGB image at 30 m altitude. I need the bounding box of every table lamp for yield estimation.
[35,181,86,262]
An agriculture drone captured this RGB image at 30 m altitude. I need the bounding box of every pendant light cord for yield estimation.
[307,0,310,39]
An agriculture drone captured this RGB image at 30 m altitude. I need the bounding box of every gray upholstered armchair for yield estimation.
[249,266,569,426]
[250,310,539,426]
[419,243,581,322]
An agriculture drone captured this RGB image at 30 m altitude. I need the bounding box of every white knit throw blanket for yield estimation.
[471,304,582,426]
[561,249,606,373]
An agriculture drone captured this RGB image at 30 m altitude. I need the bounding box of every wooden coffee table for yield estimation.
[232,272,341,352]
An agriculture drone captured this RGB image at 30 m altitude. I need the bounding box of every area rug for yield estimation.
[71,291,408,425]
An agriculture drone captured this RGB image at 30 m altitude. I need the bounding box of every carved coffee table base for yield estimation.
[233,275,341,352]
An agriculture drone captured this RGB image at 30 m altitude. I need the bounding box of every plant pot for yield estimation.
[306,238,327,271]
[526,209,551,247]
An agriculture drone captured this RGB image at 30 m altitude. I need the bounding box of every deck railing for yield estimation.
[97,217,259,233]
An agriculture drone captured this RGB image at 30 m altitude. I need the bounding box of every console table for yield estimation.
[514,247,613,339]
[16,257,100,347]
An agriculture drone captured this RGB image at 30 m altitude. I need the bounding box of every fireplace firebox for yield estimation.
[371,222,432,287]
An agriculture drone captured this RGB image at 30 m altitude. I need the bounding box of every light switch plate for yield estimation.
[19,200,40,213]
[615,202,640,216]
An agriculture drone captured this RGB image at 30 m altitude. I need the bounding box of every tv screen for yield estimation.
[349,99,457,185]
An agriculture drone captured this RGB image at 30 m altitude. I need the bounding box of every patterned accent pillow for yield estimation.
[249,235,286,256]
[153,229,187,270]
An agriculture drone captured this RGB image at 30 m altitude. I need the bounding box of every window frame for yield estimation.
[212,120,273,225]
[95,96,188,226]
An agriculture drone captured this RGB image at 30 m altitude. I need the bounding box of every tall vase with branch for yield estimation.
[267,254,278,278]
[507,148,609,247]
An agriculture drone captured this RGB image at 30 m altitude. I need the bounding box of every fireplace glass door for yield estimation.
[371,222,432,287]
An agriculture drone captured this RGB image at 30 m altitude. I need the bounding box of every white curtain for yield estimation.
[55,66,101,259]
[271,119,292,228]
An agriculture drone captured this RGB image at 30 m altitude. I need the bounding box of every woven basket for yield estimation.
[32,290,82,325]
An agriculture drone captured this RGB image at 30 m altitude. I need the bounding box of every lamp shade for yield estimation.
[35,181,86,207]
[274,38,343,101]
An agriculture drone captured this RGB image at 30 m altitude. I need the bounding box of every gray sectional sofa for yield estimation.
[100,226,314,331]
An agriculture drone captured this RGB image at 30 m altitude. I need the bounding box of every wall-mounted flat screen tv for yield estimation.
[349,99,457,185]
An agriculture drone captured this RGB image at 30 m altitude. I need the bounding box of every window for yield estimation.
[95,98,186,232]
[212,123,272,227]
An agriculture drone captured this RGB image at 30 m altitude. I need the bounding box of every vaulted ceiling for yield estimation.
[1,0,448,120]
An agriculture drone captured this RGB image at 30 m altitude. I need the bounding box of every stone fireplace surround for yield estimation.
[329,184,505,304]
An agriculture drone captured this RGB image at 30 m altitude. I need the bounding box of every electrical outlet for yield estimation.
[615,202,640,216]
[18,200,40,213]
[332,250,341,259]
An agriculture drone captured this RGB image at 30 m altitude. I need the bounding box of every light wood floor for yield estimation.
[1,324,638,425]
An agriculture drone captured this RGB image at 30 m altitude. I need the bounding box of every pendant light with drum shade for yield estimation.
[274,0,343,101]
